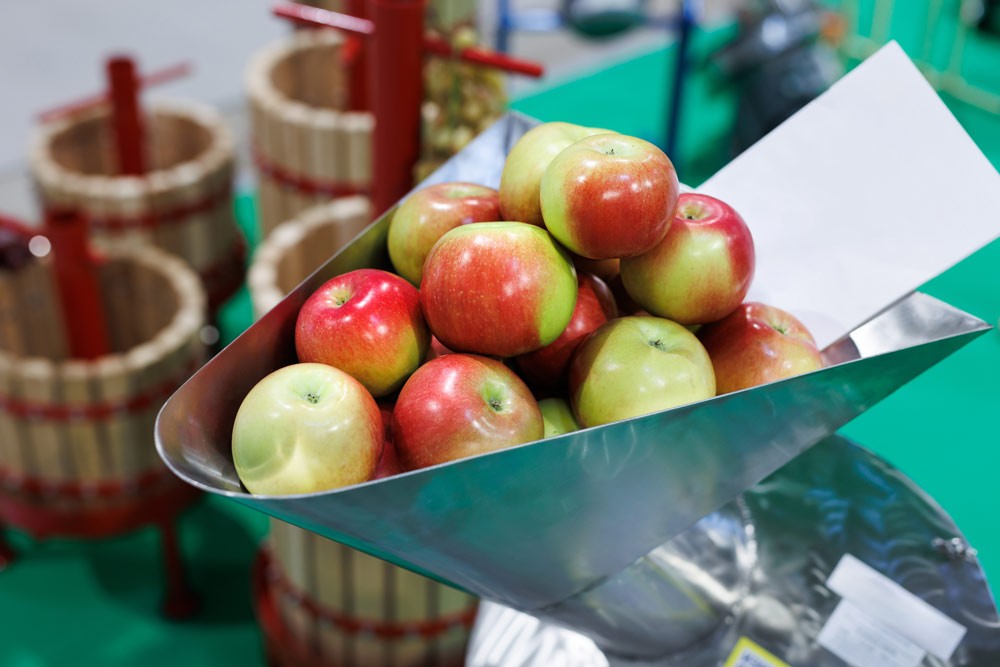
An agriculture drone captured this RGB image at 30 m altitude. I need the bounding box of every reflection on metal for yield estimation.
[156,113,992,656]
[466,436,1000,666]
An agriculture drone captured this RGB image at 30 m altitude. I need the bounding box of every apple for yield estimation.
[232,363,383,495]
[374,401,404,479]
[697,302,823,394]
[296,269,429,397]
[540,133,679,259]
[420,221,577,357]
[539,398,580,438]
[392,354,543,470]
[387,182,501,285]
[514,272,617,393]
[571,253,620,283]
[620,193,755,325]
[499,121,612,226]
[569,316,716,428]
[426,335,454,362]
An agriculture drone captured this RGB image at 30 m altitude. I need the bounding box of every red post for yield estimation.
[369,0,425,216]
[346,0,370,111]
[106,56,146,176]
[44,209,111,360]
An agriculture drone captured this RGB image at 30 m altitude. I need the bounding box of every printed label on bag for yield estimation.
[818,599,926,667]
[823,554,966,661]
[724,637,790,667]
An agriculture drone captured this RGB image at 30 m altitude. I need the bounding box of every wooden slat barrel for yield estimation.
[247,198,477,666]
[29,101,244,312]
[0,241,206,530]
[247,196,372,318]
[260,522,477,667]
[247,30,374,239]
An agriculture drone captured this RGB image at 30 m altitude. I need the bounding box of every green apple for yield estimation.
[539,397,580,438]
[569,316,716,427]
[232,363,383,495]
[499,122,612,226]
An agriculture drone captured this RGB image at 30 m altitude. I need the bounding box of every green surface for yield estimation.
[3,3,1000,664]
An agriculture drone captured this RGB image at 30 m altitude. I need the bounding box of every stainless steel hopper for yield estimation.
[156,111,991,660]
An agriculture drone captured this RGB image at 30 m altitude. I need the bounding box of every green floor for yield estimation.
[3,4,1000,665]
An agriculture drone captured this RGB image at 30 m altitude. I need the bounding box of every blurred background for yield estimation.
[1,1,999,665]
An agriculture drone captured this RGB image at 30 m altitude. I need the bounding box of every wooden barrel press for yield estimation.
[29,101,244,312]
[0,233,207,617]
[247,29,374,240]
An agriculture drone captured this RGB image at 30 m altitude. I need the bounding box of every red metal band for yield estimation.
[0,465,168,500]
[253,147,370,198]
[0,466,200,541]
[262,549,478,639]
[86,183,232,232]
[0,357,200,423]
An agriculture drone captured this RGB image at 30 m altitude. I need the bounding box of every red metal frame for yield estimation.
[38,62,191,124]
[106,56,147,176]
[43,208,112,360]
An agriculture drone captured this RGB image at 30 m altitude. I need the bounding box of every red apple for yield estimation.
[392,354,543,470]
[232,363,383,495]
[514,272,617,393]
[697,302,824,394]
[499,121,612,227]
[374,401,404,479]
[295,269,429,397]
[426,335,454,362]
[620,193,755,325]
[388,182,501,285]
[420,222,578,357]
[540,134,679,259]
[569,316,716,428]
[571,253,620,283]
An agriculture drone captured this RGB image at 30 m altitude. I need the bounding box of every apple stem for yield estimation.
[649,338,667,351]
[489,397,502,411]
[306,392,319,404]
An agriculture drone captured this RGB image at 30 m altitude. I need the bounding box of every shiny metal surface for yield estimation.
[466,435,1000,666]
[155,112,991,645]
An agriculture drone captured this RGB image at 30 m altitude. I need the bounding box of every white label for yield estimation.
[818,600,926,667]
[826,554,966,659]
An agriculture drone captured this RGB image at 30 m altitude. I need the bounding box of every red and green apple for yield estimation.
[388,182,501,285]
[420,221,577,357]
[621,193,755,325]
[392,354,543,470]
[697,302,823,394]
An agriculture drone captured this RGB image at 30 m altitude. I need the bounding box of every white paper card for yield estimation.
[825,554,966,659]
[700,42,1000,348]
[818,600,926,667]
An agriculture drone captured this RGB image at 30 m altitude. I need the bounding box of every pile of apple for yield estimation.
[232,122,825,496]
